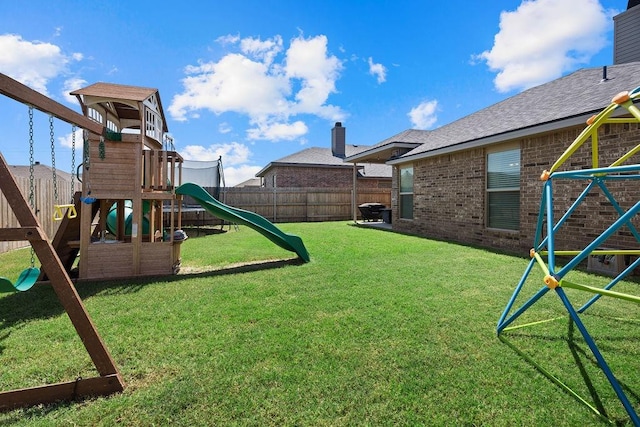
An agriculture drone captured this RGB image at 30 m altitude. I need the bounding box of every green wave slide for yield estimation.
[176,183,310,263]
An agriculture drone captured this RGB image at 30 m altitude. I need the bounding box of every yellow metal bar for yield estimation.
[549,127,595,174]
[610,142,640,167]
[591,129,599,170]
[550,250,640,256]
[561,279,640,304]
[501,316,566,332]
[532,251,550,276]
[548,102,617,174]
[623,101,640,121]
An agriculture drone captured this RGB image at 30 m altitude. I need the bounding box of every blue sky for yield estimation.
[0,0,627,185]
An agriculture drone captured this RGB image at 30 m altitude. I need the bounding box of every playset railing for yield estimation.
[142,148,183,192]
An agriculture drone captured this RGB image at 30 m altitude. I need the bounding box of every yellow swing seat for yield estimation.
[0,267,40,293]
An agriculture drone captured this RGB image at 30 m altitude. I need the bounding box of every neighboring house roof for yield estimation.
[257,145,392,178]
[346,61,640,165]
[10,163,73,181]
[235,177,261,187]
[343,129,425,164]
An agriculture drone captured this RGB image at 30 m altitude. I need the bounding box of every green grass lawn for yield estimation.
[0,221,639,426]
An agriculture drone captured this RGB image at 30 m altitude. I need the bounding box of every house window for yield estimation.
[399,165,413,219]
[487,147,520,230]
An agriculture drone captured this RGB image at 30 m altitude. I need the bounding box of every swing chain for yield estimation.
[28,107,35,209]
[28,106,36,269]
[83,130,90,170]
[99,136,106,160]
[49,115,58,203]
[70,125,76,201]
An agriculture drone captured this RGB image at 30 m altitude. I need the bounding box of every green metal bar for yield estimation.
[501,316,566,332]
[561,280,640,304]
[550,250,640,256]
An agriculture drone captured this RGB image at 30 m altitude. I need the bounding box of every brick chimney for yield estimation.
[331,122,345,158]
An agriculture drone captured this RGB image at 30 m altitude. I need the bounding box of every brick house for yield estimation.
[345,4,640,256]
[256,122,391,190]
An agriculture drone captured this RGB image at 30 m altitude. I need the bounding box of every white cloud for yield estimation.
[0,34,65,95]
[0,34,83,96]
[216,34,240,45]
[475,0,613,93]
[408,100,438,129]
[58,127,84,151]
[284,35,343,118]
[169,34,345,141]
[223,165,263,187]
[239,35,283,66]
[218,122,232,134]
[246,120,308,141]
[368,57,387,83]
[181,142,252,165]
[180,142,261,186]
[62,77,87,103]
[169,52,291,121]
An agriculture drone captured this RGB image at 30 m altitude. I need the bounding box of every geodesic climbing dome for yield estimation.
[497,87,640,426]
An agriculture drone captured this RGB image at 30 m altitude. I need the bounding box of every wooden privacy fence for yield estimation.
[182,187,392,225]
[0,176,72,254]
[0,182,388,253]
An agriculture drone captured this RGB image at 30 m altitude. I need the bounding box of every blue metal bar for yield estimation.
[599,174,640,181]
[597,180,640,242]
[551,164,640,179]
[497,285,550,334]
[556,201,640,279]
[537,180,598,253]
[556,287,640,426]
[497,257,537,331]
[545,180,556,273]
[533,189,547,250]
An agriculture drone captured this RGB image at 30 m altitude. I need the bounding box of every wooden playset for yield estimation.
[0,73,128,409]
[67,81,185,280]
[0,72,189,409]
[0,71,309,410]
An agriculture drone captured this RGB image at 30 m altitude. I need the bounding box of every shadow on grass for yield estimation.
[179,225,228,239]
[499,317,640,426]
[0,257,304,330]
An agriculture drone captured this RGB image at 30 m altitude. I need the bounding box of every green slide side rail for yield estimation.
[176,183,310,263]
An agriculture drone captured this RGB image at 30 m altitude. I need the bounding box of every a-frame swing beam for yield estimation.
[0,151,123,409]
[0,73,103,136]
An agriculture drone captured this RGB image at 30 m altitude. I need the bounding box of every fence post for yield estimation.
[352,164,358,223]
[273,174,277,222]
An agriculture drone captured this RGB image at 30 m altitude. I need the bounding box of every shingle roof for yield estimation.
[368,129,431,148]
[9,163,73,181]
[70,82,158,102]
[70,82,169,133]
[273,145,372,165]
[357,62,640,163]
[257,145,392,178]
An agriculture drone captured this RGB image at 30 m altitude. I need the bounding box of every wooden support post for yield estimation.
[0,152,124,410]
